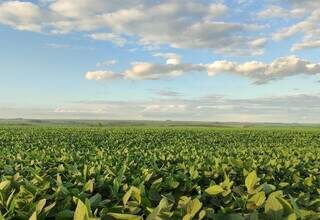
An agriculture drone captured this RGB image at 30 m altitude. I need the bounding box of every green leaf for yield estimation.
[205,185,224,196]
[43,202,56,215]
[211,213,245,220]
[0,180,11,191]
[74,199,89,220]
[146,197,169,220]
[107,213,141,220]
[247,191,266,210]
[249,211,259,220]
[289,195,301,219]
[265,194,283,220]
[186,198,202,218]
[36,199,46,214]
[56,210,74,220]
[285,213,297,220]
[131,186,141,204]
[89,194,102,207]
[245,171,259,194]
[29,211,37,220]
[199,210,206,220]
[303,177,313,187]
[122,188,132,205]
[262,183,276,194]
[83,180,94,193]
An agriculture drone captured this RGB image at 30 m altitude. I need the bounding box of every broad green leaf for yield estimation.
[247,191,266,210]
[245,171,259,194]
[74,199,89,220]
[265,194,283,220]
[107,213,141,220]
[131,187,141,204]
[146,197,169,220]
[186,198,202,218]
[205,185,224,196]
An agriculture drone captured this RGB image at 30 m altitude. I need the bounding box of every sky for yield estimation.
[0,0,320,123]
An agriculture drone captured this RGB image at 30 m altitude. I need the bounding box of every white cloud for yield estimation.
[143,104,186,114]
[257,5,305,19]
[0,1,43,32]
[86,55,320,84]
[122,62,199,80]
[90,33,127,46]
[291,39,320,51]
[153,53,181,65]
[85,71,120,81]
[0,0,266,55]
[206,56,320,84]
[272,7,320,51]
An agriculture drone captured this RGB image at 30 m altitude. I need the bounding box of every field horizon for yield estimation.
[1,118,320,129]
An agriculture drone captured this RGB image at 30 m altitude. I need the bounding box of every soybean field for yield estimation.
[0,126,319,220]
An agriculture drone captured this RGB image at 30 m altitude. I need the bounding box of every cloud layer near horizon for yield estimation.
[2,93,320,123]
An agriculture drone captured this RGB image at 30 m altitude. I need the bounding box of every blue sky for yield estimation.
[0,0,319,122]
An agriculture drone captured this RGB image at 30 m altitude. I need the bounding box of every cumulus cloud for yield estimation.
[85,71,120,81]
[86,55,320,84]
[153,53,181,65]
[122,62,201,80]
[206,56,320,84]
[0,1,43,32]
[0,0,266,55]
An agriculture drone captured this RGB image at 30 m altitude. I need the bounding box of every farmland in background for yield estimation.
[0,124,319,219]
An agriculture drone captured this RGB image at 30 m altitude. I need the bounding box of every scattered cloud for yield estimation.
[291,39,320,51]
[271,1,320,51]
[86,55,320,84]
[90,33,127,47]
[257,5,305,19]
